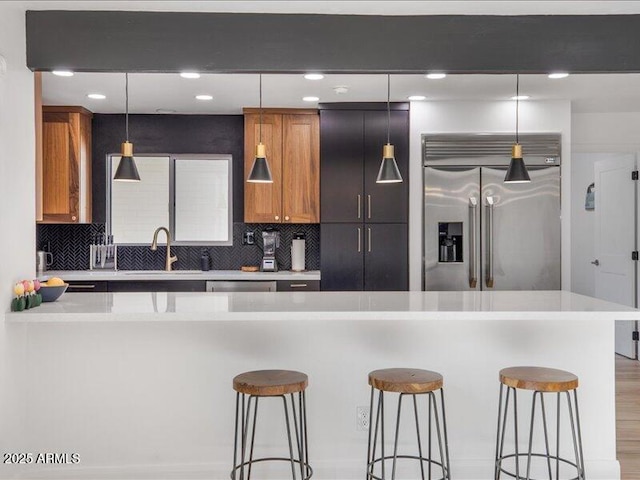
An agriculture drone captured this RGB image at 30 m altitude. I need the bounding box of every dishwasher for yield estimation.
[206,281,277,292]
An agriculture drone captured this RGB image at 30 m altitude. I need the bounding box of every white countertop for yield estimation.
[7,290,639,322]
[42,269,320,281]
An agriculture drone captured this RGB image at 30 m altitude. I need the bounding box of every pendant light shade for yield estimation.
[504,74,531,184]
[247,74,274,183]
[376,74,403,184]
[114,73,141,182]
[504,144,531,183]
[377,144,403,184]
[247,143,272,183]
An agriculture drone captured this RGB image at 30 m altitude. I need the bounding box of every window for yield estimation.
[108,154,233,245]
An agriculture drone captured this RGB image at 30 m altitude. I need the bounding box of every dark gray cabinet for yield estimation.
[320,223,407,291]
[320,106,409,223]
[320,104,409,291]
[67,280,206,292]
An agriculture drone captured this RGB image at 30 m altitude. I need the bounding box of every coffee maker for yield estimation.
[261,229,280,272]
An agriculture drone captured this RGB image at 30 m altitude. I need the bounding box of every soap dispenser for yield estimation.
[200,249,211,271]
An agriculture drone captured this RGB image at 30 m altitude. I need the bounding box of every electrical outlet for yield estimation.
[243,231,255,245]
[356,406,370,431]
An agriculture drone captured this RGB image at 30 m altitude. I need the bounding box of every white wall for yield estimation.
[0,2,36,477]
[571,112,640,297]
[409,100,572,291]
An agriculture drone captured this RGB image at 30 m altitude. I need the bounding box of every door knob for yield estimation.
[285,215,290,221]
[275,215,280,221]
[591,259,600,266]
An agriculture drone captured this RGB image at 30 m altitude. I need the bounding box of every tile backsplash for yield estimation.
[37,223,320,272]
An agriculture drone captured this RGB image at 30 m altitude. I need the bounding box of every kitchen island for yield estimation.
[4,291,637,480]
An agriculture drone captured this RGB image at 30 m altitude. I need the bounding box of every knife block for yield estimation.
[89,244,118,270]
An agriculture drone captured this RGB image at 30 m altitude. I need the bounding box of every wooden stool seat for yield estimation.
[500,366,578,392]
[233,369,308,396]
[368,368,443,393]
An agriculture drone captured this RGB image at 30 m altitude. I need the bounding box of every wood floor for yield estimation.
[617,355,640,479]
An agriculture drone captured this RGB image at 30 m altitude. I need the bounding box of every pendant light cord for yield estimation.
[259,74,263,144]
[125,72,129,142]
[386,74,391,144]
[515,73,519,144]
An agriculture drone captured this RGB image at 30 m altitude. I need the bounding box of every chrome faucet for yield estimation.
[151,226,177,271]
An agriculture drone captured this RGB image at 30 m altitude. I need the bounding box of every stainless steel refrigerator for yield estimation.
[423,134,561,291]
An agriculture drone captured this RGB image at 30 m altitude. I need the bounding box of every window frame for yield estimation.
[107,153,233,246]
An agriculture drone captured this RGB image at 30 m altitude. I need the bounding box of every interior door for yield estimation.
[481,167,561,290]
[594,154,637,359]
[424,167,481,291]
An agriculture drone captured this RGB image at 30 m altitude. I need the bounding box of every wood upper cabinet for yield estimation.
[40,106,93,223]
[244,109,319,224]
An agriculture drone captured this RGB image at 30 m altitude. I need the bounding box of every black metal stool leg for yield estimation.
[302,391,310,480]
[412,395,426,480]
[566,391,586,480]
[556,393,561,480]
[381,391,386,480]
[513,388,520,480]
[290,393,305,480]
[246,397,259,480]
[430,391,447,480]
[233,392,241,480]
[439,389,451,480]
[525,392,539,480]
[496,386,511,480]
[539,393,553,480]
[428,393,432,480]
[282,395,298,480]
[366,386,375,480]
[573,390,585,480]
[391,394,404,480]
[369,389,383,480]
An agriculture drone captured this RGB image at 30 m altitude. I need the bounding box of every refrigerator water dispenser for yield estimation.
[438,222,463,263]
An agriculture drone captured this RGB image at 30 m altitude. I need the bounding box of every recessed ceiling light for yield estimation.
[87,93,106,100]
[303,96,320,102]
[304,73,324,80]
[511,95,530,100]
[407,95,427,101]
[548,72,569,79]
[52,70,74,77]
[180,72,201,79]
[426,73,447,80]
[195,94,213,101]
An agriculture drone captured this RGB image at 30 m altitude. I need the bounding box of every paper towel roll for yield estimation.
[291,239,306,271]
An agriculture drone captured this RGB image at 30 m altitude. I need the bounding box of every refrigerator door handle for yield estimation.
[468,197,478,288]
[485,196,495,288]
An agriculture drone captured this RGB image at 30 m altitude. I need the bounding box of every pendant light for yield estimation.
[504,74,531,184]
[376,74,403,184]
[113,73,141,182]
[247,74,273,183]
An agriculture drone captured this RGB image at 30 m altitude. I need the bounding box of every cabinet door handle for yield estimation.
[357,195,361,219]
[290,283,308,288]
[367,195,372,219]
[368,227,372,252]
[71,215,77,221]
[68,284,96,289]
[285,215,290,221]
[357,227,361,253]
[275,215,280,221]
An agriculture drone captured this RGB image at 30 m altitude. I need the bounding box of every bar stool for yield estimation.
[231,370,312,480]
[495,366,585,480]
[367,368,451,480]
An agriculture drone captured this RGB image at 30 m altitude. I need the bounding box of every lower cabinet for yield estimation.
[66,280,206,292]
[320,223,408,291]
